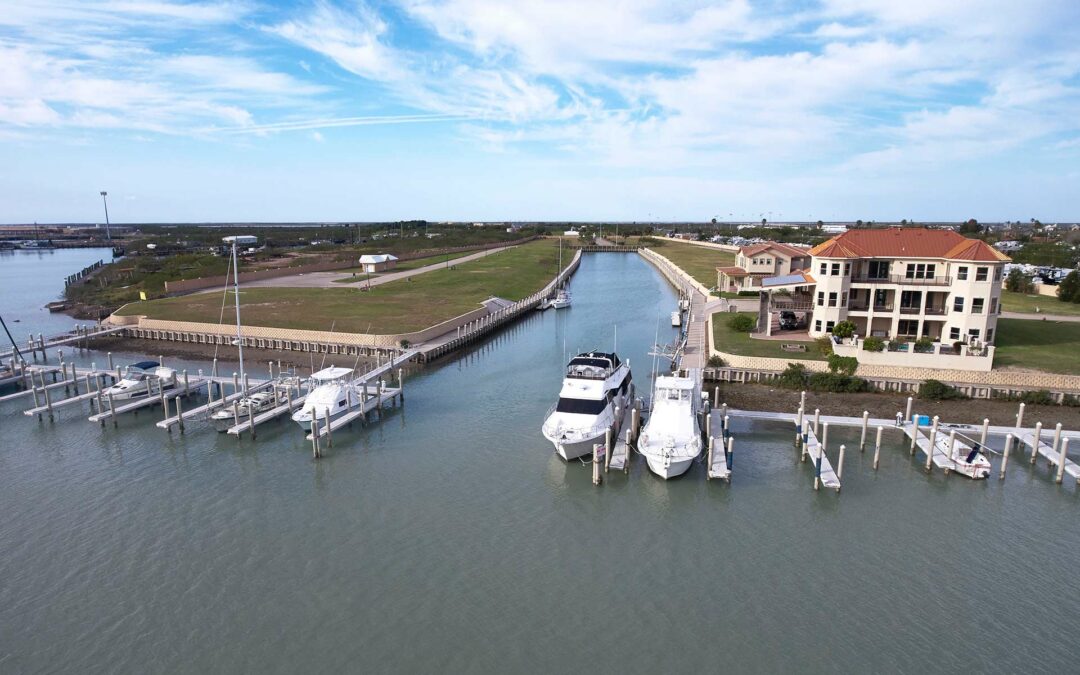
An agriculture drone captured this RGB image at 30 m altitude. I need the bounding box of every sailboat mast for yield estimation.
[232,239,246,394]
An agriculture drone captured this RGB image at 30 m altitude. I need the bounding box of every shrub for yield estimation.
[863,336,885,352]
[727,314,757,332]
[808,372,870,393]
[707,355,726,367]
[827,354,858,376]
[952,341,965,354]
[918,379,968,400]
[815,335,834,356]
[1005,269,1035,294]
[1057,270,1080,303]
[738,290,761,297]
[399,339,411,349]
[913,336,936,353]
[832,321,856,339]
[776,363,809,389]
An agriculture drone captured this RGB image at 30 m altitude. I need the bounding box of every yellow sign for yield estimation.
[139,291,147,300]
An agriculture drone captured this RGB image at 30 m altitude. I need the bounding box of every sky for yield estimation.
[1,0,1079,223]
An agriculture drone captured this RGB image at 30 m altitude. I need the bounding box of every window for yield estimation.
[831,262,841,276]
[897,320,919,336]
[828,292,837,307]
[968,328,981,342]
[905,263,936,279]
[900,290,922,309]
[820,263,827,275]
[994,267,1002,282]
[953,296,964,312]
[976,267,988,282]
[950,327,960,340]
[844,263,851,276]
[817,291,824,306]
[815,320,822,332]
[826,321,835,332]
[868,260,890,279]
[841,291,848,308]
[986,328,994,343]
[990,298,998,314]
[972,298,984,314]
[555,397,608,415]
[957,266,968,281]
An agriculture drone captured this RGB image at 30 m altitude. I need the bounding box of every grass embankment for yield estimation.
[65,254,230,307]
[712,312,825,361]
[115,239,569,335]
[330,250,477,282]
[999,291,1080,317]
[646,240,736,289]
[994,318,1080,374]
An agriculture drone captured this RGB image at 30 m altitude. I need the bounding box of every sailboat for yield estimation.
[549,237,572,309]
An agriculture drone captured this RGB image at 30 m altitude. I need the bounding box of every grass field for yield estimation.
[116,239,569,335]
[648,240,736,289]
[712,312,825,361]
[331,250,477,282]
[993,318,1080,374]
[999,291,1080,317]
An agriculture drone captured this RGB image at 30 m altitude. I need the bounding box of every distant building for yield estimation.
[358,254,399,273]
[716,242,811,292]
[563,229,580,237]
[821,224,848,234]
[222,235,258,246]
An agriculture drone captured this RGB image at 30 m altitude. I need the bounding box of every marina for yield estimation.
[2,248,1080,672]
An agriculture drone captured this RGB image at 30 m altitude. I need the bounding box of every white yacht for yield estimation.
[550,288,572,309]
[291,366,361,429]
[637,374,703,479]
[210,391,277,432]
[541,351,632,460]
[102,361,177,400]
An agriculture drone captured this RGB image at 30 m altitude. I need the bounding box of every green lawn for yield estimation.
[993,318,1080,374]
[331,250,477,282]
[116,239,569,334]
[1000,290,1080,317]
[712,312,825,361]
[648,240,736,288]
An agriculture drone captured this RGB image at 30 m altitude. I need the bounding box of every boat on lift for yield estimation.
[291,366,361,429]
[541,351,632,460]
[210,391,278,432]
[101,361,177,400]
[637,374,703,479]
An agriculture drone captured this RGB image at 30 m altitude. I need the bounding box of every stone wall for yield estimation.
[639,247,712,297]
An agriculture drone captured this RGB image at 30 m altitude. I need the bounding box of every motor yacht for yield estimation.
[291,366,361,429]
[101,361,176,400]
[637,374,703,479]
[541,351,632,460]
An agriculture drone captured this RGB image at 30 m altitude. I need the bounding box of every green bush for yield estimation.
[808,372,870,392]
[738,290,761,297]
[776,363,809,389]
[832,321,856,338]
[727,314,757,332]
[1005,269,1035,294]
[815,335,834,356]
[827,354,858,375]
[913,336,936,353]
[918,379,968,400]
[707,355,726,367]
[1057,270,1080,303]
[863,336,885,352]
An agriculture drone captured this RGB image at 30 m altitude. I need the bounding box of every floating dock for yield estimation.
[305,386,401,442]
[1017,429,1080,483]
[706,410,732,481]
[226,393,308,437]
[156,378,276,431]
[797,419,841,491]
[606,403,639,473]
[87,376,208,425]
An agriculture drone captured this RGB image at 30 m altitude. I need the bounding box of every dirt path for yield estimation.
[711,381,1080,429]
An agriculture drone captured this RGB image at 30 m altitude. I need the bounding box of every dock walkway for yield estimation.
[304,386,401,441]
[0,325,124,361]
[88,376,208,424]
[707,410,731,480]
[1017,430,1080,482]
[798,419,841,491]
[226,394,308,436]
[156,378,275,430]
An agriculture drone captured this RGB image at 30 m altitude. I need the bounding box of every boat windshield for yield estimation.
[659,388,691,402]
[555,397,608,415]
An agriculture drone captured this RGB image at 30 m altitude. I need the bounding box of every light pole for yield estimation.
[99,191,111,242]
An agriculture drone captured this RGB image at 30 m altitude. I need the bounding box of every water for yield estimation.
[1,253,1078,673]
[0,248,113,338]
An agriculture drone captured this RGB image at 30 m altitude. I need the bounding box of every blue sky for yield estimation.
[2,0,1079,223]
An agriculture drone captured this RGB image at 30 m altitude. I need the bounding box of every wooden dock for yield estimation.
[798,420,841,491]
[226,393,308,437]
[707,410,732,481]
[21,372,113,416]
[607,403,639,472]
[156,378,276,431]
[87,376,208,424]
[304,386,401,442]
[0,325,124,362]
[1017,430,1080,483]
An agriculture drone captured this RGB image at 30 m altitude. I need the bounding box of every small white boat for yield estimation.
[671,311,681,327]
[542,351,632,460]
[638,374,702,479]
[210,391,277,432]
[933,430,992,479]
[550,289,572,309]
[291,366,361,429]
[102,361,176,400]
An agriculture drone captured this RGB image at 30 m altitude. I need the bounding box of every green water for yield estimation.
[1,250,1078,673]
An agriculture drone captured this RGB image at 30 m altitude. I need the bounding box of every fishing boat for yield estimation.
[541,351,632,460]
[637,374,703,479]
[101,361,177,400]
[210,391,277,432]
[932,430,992,479]
[671,311,681,327]
[291,366,361,429]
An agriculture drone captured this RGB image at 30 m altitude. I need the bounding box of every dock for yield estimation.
[606,402,640,472]
[0,325,124,362]
[797,419,841,491]
[156,378,276,431]
[226,393,308,437]
[1017,429,1080,483]
[87,376,208,425]
[21,371,113,416]
[706,410,732,480]
[304,385,401,442]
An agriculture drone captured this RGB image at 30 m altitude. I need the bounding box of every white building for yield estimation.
[358,254,399,273]
[716,242,810,292]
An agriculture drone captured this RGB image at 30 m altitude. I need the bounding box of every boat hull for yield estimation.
[550,433,605,461]
[645,455,695,479]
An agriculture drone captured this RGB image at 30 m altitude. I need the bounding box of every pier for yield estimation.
[87,373,208,425]
[0,325,125,362]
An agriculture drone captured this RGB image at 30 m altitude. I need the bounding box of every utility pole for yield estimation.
[99,191,111,242]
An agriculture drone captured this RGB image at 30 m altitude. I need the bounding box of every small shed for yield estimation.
[358,253,399,273]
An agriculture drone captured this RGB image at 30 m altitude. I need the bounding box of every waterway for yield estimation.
[1,250,1078,673]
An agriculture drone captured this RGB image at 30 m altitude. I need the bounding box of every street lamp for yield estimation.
[99,191,111,242]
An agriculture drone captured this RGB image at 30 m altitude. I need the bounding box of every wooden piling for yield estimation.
[107,352,114,370]
[1055,438,1069,484]
[233,401,240,437]
[108,391,117,427]
[926,416,939,472]
[324,407,333,447]
[604,427,613,473]
[44,386,54,422]
[813,408,820,435]
[1016,402,1025,429]
[904,396,913,424]
[910,416,920,455]
[1000,434,1012,480]
[1032,422,1043,464]
[714,386,720,408]
[1048,423,1063,466]
[398,368,404,402]
[707,435,714,480]
[860,411,869,451]
[311,420,320,458]
[631,406,639,441]
[874,426,883,470]
[795,406,804,446]
[726,436,734,475]
[821,422,829,458]
[176,396,185,434]
[836,445,846,489]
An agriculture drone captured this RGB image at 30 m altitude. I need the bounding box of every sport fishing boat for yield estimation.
[101,361,177,400]
[541,351,632,460]
[210,390,278,432]
[291,366,361,429]
[637,374,703,479]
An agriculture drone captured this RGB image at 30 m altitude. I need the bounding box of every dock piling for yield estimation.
[821,422,829,459]
[107,352,114,370]
[813,408,820,435]
[1016,402,1025,429]
[604,427,612,473]
[233,401,240,437]
[631,406,639,441]
[108,391,117,428]
[1032,422,1043,464]
[398,368,404,402]
[1048,423,1063,465]
[860,411,869,451]
[904,396,913,424]
[836,445,846,488]
[926,416,939,472]
[795,406,804,446]
[910,416,920,454]
[324,407,332,447]
[176,396,185,434]
[874,427,883,470]
[726,436,734,473]
[947,429,957,471]
[1001,434,1013,479]
[714,386,720,409]
[1056,438,1069,484]
[707,435,714,480]
[44,386,53,422]
[311,420,320,458]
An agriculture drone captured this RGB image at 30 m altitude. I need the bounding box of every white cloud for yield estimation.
[310,130,324,142]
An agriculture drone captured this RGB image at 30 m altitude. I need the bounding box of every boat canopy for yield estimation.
[311,366,353,382]
[128,361,160,371]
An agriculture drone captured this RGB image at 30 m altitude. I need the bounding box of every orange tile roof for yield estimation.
[716,265,750,277]
[808,228,1010,261]
[741,242,810,258]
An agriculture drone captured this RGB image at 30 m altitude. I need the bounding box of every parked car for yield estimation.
[779,311,799,330]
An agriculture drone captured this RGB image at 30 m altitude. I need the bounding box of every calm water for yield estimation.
[1,252,1078,673]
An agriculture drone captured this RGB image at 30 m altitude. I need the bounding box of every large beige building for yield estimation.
[716,242,810,292]
[801,228,1009,344]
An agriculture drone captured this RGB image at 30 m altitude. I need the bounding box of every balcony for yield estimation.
[850,302,894,312]
[851,274,952,286]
